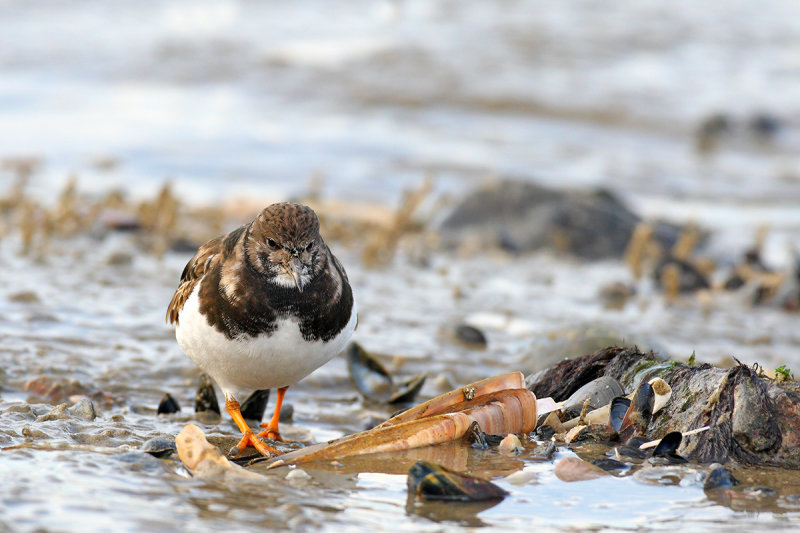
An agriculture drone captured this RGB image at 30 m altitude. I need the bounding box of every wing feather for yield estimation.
[166,237,223,325]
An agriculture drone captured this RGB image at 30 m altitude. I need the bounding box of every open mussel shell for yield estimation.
[408,461,508,502]
[609,397,631,432]
[619,381,654,438]
[652,431,682,457]
[562,376,624,419]
[346,342,394,402]
[388,373,427,405]
[651,431,686,463]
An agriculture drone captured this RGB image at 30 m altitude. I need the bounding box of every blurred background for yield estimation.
[2,1,800,531]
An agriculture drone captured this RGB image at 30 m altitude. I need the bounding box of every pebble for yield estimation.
[67,398,97,421]
[286,468,311,481]
[504,468,538,486]
[498,434,523,454]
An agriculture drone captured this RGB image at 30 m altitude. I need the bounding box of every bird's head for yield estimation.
[246,202,324,292]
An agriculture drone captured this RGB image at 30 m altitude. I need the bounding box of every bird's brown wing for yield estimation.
[166,236,223,325]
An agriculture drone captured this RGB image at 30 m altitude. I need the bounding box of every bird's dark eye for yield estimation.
[267,238,279,250]
[305,241,314,251]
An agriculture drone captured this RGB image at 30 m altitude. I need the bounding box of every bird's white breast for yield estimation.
[175,282,356,400]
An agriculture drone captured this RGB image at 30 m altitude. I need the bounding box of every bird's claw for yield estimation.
[232,430,278,457]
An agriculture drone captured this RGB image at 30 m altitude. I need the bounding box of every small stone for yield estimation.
[67,398,97,421]
[107,251,134,266]
[8,291,39,303]
[504,468,538,486]
[703,467,738,491]
[286,468,311,481]
[279,403,294,423]
[497,434,523,454]
[35,403,70,422]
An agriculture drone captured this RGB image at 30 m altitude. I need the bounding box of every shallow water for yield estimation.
[2,1,800,531]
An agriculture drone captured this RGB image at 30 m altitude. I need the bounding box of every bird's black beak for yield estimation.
[284,257,305,293]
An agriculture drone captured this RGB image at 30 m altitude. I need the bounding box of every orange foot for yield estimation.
[257,385,288,442]
[232,430,278,457]
[257,423,282,442]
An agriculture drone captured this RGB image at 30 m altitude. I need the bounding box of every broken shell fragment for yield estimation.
[408,461,508,502]
[648,378,672,414]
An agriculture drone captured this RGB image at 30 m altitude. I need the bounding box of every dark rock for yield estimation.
[407,461,508,502]
[279,403,294,423]
[157,393,181,415]
[703,467,738,490]
[532,424,556,441]
[241,389,270,422]
[527,346,800,468]
[195,374,220,415]
[439,180,683,259]
[141,436,177,458]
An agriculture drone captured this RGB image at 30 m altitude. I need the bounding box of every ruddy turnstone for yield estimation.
[166,202,356,456]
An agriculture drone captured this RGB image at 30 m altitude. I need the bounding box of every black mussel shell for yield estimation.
[619,382,654,436]
[241,389,270,421]
[591,458,629,473]
[408,461,508,502]
[609,397,631,432]
[615,436,649,459]
[532,424,556,441]
[157,393,181,415]
[454,324,487,347]
[195,374,221,415]
[703,467,739,491]
[652,431,683,458]
[346,343,393,402]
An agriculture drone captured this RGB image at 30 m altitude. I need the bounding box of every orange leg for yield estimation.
[225,397,278,456]
[258,386,288,441]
